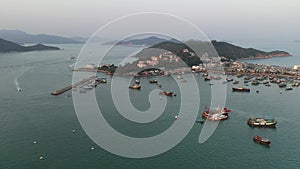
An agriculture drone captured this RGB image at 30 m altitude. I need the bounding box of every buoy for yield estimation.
[174,115,178,119]
[72,129,76,133]
[91,147,95,150]
[160,96,163,100]
[39,156,44,160]
[33,140,37,144]
[256,90,259,93]
[280,91,283,94]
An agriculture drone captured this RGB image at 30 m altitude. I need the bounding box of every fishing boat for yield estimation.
[129,85,141,89]
[232,87,250,92]
[202,106,230,121]
[279,83,287,88]
[149,79,158,83]
[292,82,299,87]
[226,78,234,82]
[251,80,260,85]
[204,77,211,81]
[233,80,239,84]
[236,74,243,78]
[285,86,293,90]
[253,135,271,146]
[247,118,277,127]
[95,77,107,83]
[159,91,175,96]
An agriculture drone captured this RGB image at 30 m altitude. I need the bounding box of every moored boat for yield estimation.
[251,80,260,85]
[279,82,287,88]
[149,79,158,83]
[253,135,271,146]
[129,85,141,89]
[135,79,140,84]
[232,87,250,92]
[292,82,299,87]
[285,86,293,90]
[159,91,175,96]
[233,80,239,84]
[202,107,230,121]
[226,78,234,82]
[247,118,277,127]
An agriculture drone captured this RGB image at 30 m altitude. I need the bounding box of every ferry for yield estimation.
[247,118,277,127]
[253,135,271,146]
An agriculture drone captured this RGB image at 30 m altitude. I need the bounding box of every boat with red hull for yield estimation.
[253,135,271,146]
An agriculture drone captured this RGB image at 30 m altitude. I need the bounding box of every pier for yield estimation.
[51,75,96,95]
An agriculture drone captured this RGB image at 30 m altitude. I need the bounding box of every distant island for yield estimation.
[105,39,290,75]
[0,38,60,52]
[0,29,81,44]
[211,40,291,60]
[75,39,292,76]
[102,36,175,46]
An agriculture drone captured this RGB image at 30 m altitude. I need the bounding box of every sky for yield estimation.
[0,0,299,41]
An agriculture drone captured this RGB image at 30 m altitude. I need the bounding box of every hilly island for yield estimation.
[101,39,291,75]
[0,38,60,52]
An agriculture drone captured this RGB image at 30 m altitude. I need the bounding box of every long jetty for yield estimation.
[51,75,96,95]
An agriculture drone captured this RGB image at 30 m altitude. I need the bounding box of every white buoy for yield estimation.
[39,156,44,160]
[280,91,283,94]
[72,129,76,133]
[91,147,95,150]
[174,115,178,119]
[160,96,163,100]
[33,140,37,144]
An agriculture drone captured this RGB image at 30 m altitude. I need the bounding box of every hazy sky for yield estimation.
[0,0,299,41]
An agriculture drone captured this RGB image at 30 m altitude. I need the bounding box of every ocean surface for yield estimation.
[1,41,300,169]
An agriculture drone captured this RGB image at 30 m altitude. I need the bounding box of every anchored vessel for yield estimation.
[202,107,231,121]
[247,118,277,127]
[129,85,141,89]
[232,87,250,92]
[149,79,158,83]
[253,135,271,146]
[159,91,175,97]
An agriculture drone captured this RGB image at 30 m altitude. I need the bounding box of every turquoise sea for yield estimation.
[0,41,300,169]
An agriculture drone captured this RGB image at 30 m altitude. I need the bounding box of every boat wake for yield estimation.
[14,67,30,92]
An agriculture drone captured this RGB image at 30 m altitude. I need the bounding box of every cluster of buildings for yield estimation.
[137,51,181,68]
[222,61,300,77]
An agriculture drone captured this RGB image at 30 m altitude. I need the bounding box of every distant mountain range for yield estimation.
[0,30,80,44]
[102,36,179,46]
[0,38,60,52]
